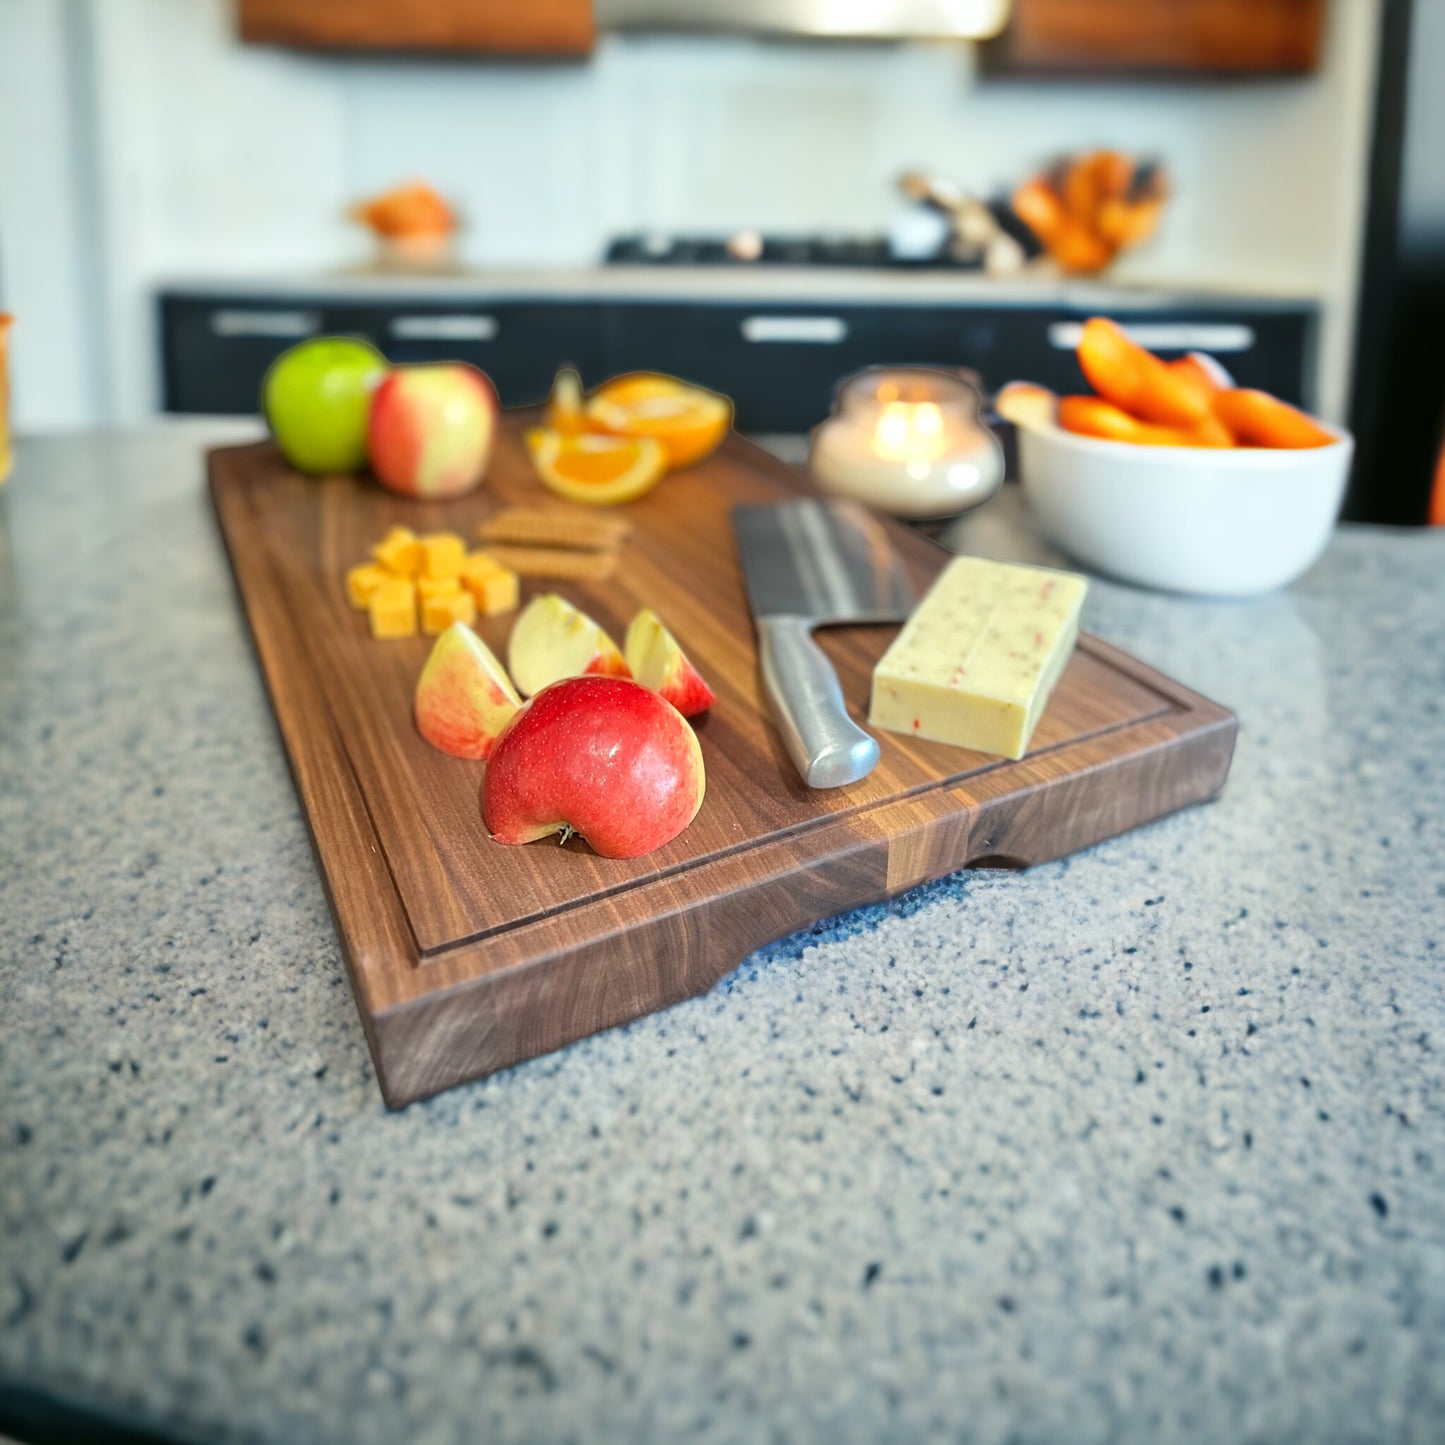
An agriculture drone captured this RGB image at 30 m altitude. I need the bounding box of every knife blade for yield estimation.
[732,500,916,788]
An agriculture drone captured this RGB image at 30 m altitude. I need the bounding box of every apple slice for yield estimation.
[483,676,705,859]
[414,622,521,760]
[995,381,1058,431]
[624,608,716,718]
[507,593,630,698]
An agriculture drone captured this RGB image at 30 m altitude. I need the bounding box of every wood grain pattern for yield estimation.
[237,0,595,57]
[210,424,1237,1106]
[982,0,1323,74]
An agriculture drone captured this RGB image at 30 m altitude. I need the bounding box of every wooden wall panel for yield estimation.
[983,0,1324,75]
[238,0,595,57]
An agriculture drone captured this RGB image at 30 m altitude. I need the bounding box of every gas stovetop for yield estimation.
[605,233,986,269]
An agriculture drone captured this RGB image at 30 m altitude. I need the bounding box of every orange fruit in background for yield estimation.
[543,368,587,435]
[525,428,667,506]
[590,372,686,405]
[586,373,732,470]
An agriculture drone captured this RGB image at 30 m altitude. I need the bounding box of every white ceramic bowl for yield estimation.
[1017,420,1353,596]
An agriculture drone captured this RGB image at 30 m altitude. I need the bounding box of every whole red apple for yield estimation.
[368,362,498,499]
[482,676,705,860]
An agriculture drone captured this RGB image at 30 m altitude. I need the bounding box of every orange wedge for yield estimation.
[543,368,587,435]
[585,373,732,470]
[525,428,667,506]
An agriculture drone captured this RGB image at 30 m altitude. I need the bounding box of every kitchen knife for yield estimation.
[732,500,916,789]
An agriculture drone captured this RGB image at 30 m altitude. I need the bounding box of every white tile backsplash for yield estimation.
[0,0,1382,427]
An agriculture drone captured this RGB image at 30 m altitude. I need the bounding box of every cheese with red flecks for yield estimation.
[869,556,1086,760]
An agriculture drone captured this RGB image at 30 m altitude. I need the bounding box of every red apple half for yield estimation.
[482,676,705,859]
[507,592,630,698]
[368,362,498,499]
[624,607,716,718]
[414,621,521,760]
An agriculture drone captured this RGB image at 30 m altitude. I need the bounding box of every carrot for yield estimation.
[1077,317,1211,427]
[1049,221,1114,275]
[1012,178,1066,248]
[1058,395,1200,447]
[1169,353,1230,396]
[1062,155,1104,223]
[1211,389,1335,449]
[1097,195,1164,249]
[1091,150,1135,202]
[1186,411,1236,448]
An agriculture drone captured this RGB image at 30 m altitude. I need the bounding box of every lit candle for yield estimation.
[810,367,1003,519]
[873,400,948,463]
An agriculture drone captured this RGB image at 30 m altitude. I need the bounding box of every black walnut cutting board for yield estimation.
[210,423,1236,1106]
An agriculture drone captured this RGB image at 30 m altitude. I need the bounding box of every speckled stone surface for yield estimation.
[1,426,1443,1445]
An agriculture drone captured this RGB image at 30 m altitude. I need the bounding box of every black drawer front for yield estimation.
[159,296,605,414]
[160,291,1317,428]
[333,302,605,407]
[603,303,989,434]
[161,299,327,415]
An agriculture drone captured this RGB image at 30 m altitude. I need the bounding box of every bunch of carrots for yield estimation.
[1060,317,1335,450]
[1012,152,1167,276]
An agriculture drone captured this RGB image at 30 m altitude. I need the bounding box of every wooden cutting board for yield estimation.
[210,424,1236,1107]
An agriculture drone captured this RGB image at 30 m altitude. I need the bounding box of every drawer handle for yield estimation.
[390,314,499,341]
[210,309,319,338]
[741,316,847,344]
[1048,321,1255,353]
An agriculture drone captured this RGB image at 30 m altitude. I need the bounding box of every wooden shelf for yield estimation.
[982,0,1325,76]
[238,0,595,57]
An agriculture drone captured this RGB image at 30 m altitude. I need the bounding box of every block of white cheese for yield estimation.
[869,555,1087,760]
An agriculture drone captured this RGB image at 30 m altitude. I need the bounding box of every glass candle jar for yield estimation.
[809,367,1003,519]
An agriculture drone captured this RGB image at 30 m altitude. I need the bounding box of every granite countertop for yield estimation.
[158,267,1319,309]
[1,423,1442,1445]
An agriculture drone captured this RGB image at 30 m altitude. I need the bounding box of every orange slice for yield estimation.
[525,428,667,506]
[543,368,587,435]
[590,371,688,405]
[585,375,732,470]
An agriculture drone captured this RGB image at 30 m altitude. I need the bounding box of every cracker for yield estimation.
[480,545,617,582]
[477,507,629,553]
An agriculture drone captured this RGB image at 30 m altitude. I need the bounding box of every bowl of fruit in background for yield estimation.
[1000,320,1353,598]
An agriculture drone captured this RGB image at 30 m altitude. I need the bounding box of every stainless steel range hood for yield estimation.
[595,0,1012,41]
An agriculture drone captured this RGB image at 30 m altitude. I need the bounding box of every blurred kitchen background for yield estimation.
[2,0,1442,523]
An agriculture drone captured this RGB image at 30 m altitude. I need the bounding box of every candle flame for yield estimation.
[873,400,951,461]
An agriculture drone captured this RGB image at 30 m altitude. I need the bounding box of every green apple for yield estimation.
[262,337,388,475]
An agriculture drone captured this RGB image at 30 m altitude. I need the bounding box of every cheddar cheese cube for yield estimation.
[416,573,464,601]
[419,532,467,579]
[367,578,417,639]
[372,526,422,577]
[460,552,520,617]
[459,550,501,581]
[346,562,392,610]
[421,587,477,635]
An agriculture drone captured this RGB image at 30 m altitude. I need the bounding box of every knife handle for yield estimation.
[758,616,880,789]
